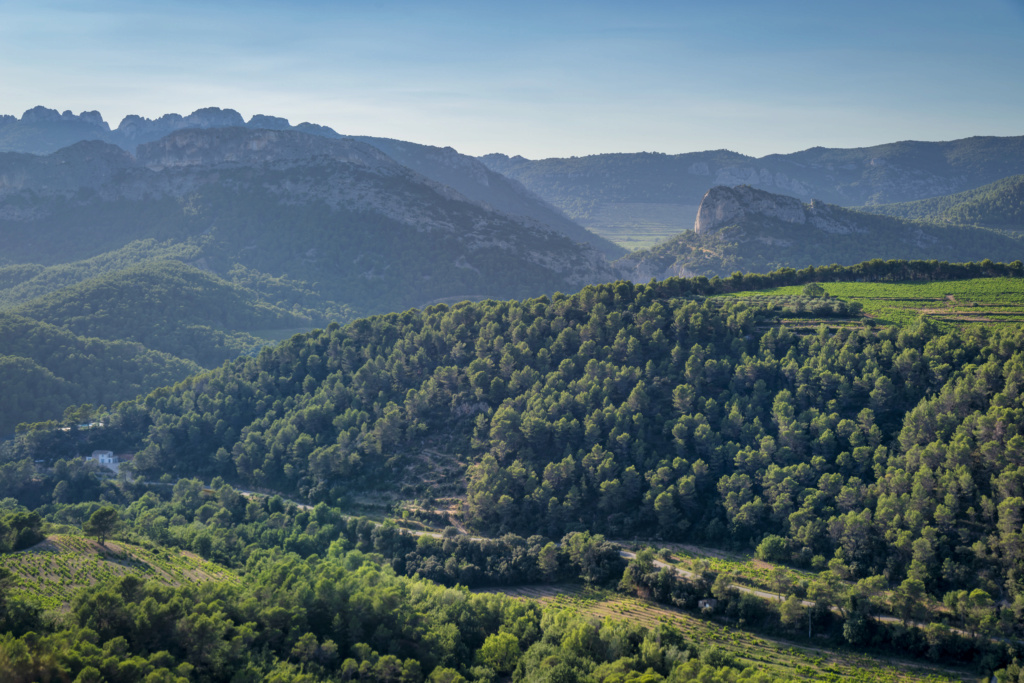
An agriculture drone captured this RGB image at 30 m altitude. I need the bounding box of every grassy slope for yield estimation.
[0,534,237,611]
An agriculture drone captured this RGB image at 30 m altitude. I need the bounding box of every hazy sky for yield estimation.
[1,0,1022,159]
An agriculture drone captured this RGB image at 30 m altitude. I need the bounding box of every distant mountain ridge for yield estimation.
[0,127,616,310]
[0,105,619,257]
[0,105,345,155]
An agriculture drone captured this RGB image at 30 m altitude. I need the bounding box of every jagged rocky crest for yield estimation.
[0,106,343,155]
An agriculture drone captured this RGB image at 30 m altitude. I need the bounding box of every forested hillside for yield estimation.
[0,313,200,435]
[860,174,1024,231]
[9,261,311,367]
[29,262,1019,619]
[3,261,1024,680]
[0,260,322,433]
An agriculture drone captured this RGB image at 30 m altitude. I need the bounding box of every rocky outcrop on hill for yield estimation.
[615,185,1024,282]
[693,185,860,236]
[135,128,394,172]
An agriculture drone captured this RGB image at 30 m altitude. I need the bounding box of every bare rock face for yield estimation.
[694,185,805,234]
[692,185,863,237]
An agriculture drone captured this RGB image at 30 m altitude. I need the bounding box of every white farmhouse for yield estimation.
[86,450,117,472]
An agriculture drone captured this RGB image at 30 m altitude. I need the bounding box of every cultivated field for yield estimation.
[739,277,1024,330]
[0,534,238,611]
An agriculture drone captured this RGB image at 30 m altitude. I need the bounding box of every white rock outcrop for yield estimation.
[694,185,805,234]
[693,185,861,236]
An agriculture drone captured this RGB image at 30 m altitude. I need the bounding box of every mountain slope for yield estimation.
[0,106,617,259]
[615,185,1024,281]
[355,136,625,259]
[0,128,617,315]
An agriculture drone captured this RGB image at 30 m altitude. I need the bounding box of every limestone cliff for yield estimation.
[693,185,861,236]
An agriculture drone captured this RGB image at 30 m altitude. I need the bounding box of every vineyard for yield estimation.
[0,534,238,611]
[730,277,1024,329]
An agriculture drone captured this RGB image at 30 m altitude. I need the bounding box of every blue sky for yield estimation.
[1,0,1021,158]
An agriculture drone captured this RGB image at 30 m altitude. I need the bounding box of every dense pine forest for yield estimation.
[4,259,1024,681]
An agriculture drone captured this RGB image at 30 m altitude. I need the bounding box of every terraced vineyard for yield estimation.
[728,277,1024,330]
[0,534,238,610]
[483,585,971,682]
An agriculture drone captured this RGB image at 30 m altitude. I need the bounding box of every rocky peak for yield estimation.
[77,110,110,130]
[18,106,109,130]
[694,185,805,234]
[116,113,184,141]
[247,114,292,130]
[693,185,860,236]
[115,108,245,142]
[186,107,246,128]
[21,106,62,123]
[293,122,342,138]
